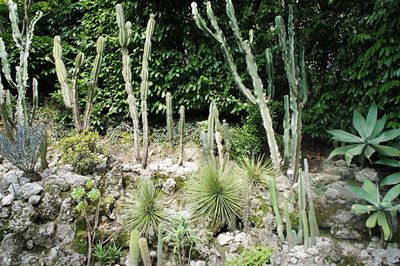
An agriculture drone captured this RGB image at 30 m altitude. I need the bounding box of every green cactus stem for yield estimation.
[129,230,139,266]
[178,106,185,166]
[157,224,164,266]
[270,177,284,241]
[138,237,152,266]
[284,199,294,249]
[166,92,174,153]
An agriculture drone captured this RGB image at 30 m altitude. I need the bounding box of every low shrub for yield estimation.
[227,245,273,266]
[59,131,104,174]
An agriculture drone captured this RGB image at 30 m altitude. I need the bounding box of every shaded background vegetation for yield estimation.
[0,0,399,139]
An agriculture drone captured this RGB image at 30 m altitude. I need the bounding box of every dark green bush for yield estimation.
[59,131,104,174]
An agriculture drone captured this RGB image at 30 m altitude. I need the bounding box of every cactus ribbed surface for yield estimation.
[284,199,294,249]
[223,120,230,156]
[304,159,319,245]
[138,237,152,266]
[129,230,139,266]
[275,5,308,183]
[207,101,216,157]
[116,4,140,162]
[178,106,185,166]
[269,177,284,241]
[191,1,282,168]
[140,14,155,169]
[53,35,105,133]
[157,224,164,266]
[166,92,174,153]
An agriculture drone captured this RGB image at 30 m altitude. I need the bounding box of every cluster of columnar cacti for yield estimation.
[191,0,282,169]
[269,158,318,249]
[52,35,105,133]
[129,226,164,266]
[166,92,174,153]
[200,102,230,166]
[0,0,48,172]
[178,106,185,166]
[116,4,155,168]
[275,5,309,183]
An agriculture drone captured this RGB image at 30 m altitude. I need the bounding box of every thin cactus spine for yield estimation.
[140,14,155,169]
[178,106,185,166]
[129,230,139,266]
[166,92,174,153]
[138,238,152,266]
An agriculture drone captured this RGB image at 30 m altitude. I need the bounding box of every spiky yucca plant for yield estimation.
[188,160,244,229]
[121,180,167,236]
[239,155,277,187]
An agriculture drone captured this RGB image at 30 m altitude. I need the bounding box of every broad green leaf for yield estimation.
[382,183,400,203]
[362,179,379,204]
[381,172,400,186]
[371,115,387,138]
[365,212,378,228]
[371,144,400,157]
[386,204,400,212]
[375,159,400,167]
[350,185,378,205]
[377,212,392,240]
[351,204,375,215]
[353,110,367,139]
[327,130,363,143]
[365,102,377,137]
[328,144,360,160]
[364,145,375,159]
[345,144,366,165]
[370,129,400,144]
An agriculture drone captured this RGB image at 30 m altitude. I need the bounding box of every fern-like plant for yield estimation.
[121,179,167,236]
[0,124,45,174]
[187,160,244,230]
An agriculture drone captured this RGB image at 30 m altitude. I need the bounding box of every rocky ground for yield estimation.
[0,144,399,265]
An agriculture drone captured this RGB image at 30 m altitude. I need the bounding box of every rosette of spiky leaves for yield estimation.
[0,124,45,173]
[188,160,244,229]
[350,179,400,241]
[239,155,277,187]
[121,180,167,236]
[328,102,400,165]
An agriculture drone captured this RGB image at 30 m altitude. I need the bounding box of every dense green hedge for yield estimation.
[1,0,399,139]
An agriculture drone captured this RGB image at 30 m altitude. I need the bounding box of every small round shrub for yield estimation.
[59,131,104,174]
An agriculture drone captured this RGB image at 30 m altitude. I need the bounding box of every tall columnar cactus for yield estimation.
[157,224,164,266]
[223,120,230,156]
[269,177,285,241]
[275,6,309,183]
[140,14,155,169]
[298,168,310,249]
[0,0,48,172]
[116,4,155,168]
[304,158,319,245]
[138,237,152,266]
[166,92,174,153]
[53,35,105,133]
[191,0,282,168]
[178,106,185,166]
[116,4,140,161]
[129,230,140,266]
[284,199,294,249]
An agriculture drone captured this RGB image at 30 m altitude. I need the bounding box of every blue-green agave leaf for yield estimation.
[353,109,367,139]
[365,102,377,137]
[381,172,400,186]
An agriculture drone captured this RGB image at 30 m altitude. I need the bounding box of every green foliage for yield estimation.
[0,124,46,173]
[350,179,400,241]
[59,131,104,174]
[164,214,202,265]
[239,155,277,187]
[227,245,272,266]
[328,103,400,165]
[93,242,122,265]
[187,160,244,230]
[230,125,264,159]
[376,158,400,186]
[120,179,167,236]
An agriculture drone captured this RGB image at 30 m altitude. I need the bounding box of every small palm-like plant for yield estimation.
[351,178,400,241]
[187,160,244,229]
[121,180,167,236]
[239,155,277,187]
[328,103,400,165]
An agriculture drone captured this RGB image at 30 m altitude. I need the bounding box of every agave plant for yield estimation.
[239,155,277,187]
[187,160,244,230]
[0,124,46,174]
[351,178,400,241]
[328,103,400,165]
[120,179,167,236]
